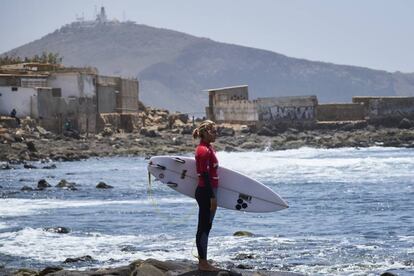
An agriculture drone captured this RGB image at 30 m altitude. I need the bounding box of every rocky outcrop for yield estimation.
[1,113,414,163]
[8,258,305,276]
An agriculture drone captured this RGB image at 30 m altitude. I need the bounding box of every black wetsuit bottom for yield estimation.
[195,186,216,260]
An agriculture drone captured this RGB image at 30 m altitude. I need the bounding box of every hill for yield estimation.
[3,20,414,113]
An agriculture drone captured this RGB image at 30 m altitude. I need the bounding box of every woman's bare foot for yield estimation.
[198,259,220,271]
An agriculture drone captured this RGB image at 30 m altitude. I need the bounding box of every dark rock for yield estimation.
[140,127,161,138]
[56,179,77,190]
[63,255,94,263]
[240,125,251,134]
[21,186,34,191]
[181,125,194,135]
[38,266,63,276]
[398,118,412,129]
[1,164,11,170]
[236,264,254,270]
[233,231,254,237]
[12,268,38,276]
[42,164,57,169]
[24,163,37,169]
[233,253,255,260]
[257,126,275,136]
[26,141,37,152]
[37,179,51,189]
[96,181,113,189]
[380,272,398,276]
[44,227,70,234]
[218,127,235,137]
[101,127,113,137]
[224,146,237,152]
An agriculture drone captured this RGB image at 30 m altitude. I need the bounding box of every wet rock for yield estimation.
[181,125,194,135]
[26,141,37,152]
[44,227,70,234]
[13,268,38,276]
[233,253,255,260]
[21,186,34,191]
[236,264,254,270]
[398,118,412,129]
[63,255,94,263]
[218,127,235,137]
[140,127,161,138]
[380,272,398,276]
[56,179,77,190]
[233,231,254,237]
[37,179,52,189]
[38,266,63,276]
[1,163,11,170]
[240,142,258,150]
[42,164,57,169]
[96,181,113,189]
[131,263,164,276]
[23,163,37,169]
[240,125,251,134]
[257,126,275,136]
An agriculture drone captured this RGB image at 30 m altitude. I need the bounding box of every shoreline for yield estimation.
[1,123,414,164]
[2,258,306,276]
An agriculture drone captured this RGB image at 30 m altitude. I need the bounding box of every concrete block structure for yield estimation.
[206,85,317,127]
[0,63,139,133]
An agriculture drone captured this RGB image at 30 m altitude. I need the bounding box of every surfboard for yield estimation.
[147,156,288,213]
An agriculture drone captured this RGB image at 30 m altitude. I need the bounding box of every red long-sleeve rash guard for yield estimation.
[195,141,219,188]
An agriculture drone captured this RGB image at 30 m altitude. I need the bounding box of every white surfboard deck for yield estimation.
[147,156,288,213]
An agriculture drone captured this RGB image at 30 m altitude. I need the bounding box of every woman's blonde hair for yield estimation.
[192,120,216,139]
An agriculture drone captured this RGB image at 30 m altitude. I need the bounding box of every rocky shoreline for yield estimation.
[3,258,307,276]
[1,114,414,164]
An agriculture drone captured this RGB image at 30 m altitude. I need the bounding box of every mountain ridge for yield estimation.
[2,21,414,112]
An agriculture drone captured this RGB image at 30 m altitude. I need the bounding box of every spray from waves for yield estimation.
[0,227,196,267]
[216,147,414,185]
[0,197,193,218]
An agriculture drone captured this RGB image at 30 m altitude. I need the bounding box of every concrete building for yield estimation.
[0,63,139,133]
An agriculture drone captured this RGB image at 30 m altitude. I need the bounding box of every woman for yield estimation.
[192,120,220,271]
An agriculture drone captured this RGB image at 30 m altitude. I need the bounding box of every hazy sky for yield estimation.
[1,0,413,72]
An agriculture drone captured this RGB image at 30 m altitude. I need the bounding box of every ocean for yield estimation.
[0,147,413,275]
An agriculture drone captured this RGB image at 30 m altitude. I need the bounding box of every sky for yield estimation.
[1,0,413,73]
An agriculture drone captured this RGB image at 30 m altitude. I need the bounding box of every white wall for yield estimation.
[0,86,38,117]
[48,72,95,99]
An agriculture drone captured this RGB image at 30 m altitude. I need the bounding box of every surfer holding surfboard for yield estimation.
[192,120,220,272]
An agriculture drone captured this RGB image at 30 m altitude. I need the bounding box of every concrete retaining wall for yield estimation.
[353,96,414,123]
[256,96,318,124]
[316,103,366,121]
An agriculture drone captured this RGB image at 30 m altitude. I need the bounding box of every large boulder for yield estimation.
[96,182,113,189]
[37,179,51,189]
[56,179,77,190]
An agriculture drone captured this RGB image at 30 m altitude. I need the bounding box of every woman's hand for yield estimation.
[210,197,217,212]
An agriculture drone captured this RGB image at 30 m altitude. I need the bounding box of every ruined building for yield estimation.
[206,85,414,128]
[0,63,139,133]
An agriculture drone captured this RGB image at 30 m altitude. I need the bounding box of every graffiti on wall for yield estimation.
[259,105,315,121]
